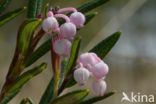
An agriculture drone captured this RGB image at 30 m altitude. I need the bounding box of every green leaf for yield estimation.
[0,0,12,14]
[64,77,76,88]
[78,0,109,13]
[43,3,49,17]
[25,38,51,67]
[6,19,42,81]
[89,31,121,59]
[0,90,19,104]
[0,7,26,27]
[65,36,81,75]
[80,92,115,104]
[20,98,34,104]
[36,0,43,16]
[85,12,98,25]
[1,63,47,104]
[59,59,68,88]
[18,19,42,55]
[39,78,54,104]
[27,0,38,18]
[58,75,76,95]
[60,36,81,90]
[52,89,89,104]
[8,63,47,93]
[58,37,81,94]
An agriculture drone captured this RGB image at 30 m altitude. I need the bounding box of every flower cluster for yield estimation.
[42,7,85,57]
[74,52,109,96]
[42,7,109,97]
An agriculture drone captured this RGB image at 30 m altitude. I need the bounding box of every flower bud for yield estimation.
[74,67,90,85]
[77,53,101,71]
[42,17,59,33]
[91,61,109,79]
[60,22,77,39]
[92,80,107,96]
[58,7,77,14]
[53,39,71,57]
[47,11,54,17]
[70,12,86,28]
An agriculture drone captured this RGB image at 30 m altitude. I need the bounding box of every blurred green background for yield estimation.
[0,0,156,104]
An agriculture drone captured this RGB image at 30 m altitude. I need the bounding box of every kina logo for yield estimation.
[121,92,154,103]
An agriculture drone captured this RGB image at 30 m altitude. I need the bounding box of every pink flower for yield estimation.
[58,7,77,14]
[70,12,86,28]
[92,79,107,96]
[74,52,109,95]
[74,67,90,85]
[47,11,54,17]
[42,16,59,33]
[54,14,70,23]
[53,38,71,57]
[53,11,77,39]
[60,22,77,39]
[91,61,109,79]
[77,52,101,71]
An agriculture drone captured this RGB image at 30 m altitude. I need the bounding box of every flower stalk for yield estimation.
[51,38,60,98]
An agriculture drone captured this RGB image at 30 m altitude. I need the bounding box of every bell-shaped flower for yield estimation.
[60,22,77,39]
[47,11,54,17]
[70,12,86,28]
[53,38,71,57]
[92,79,107,96]
[77,52,101,71]
[91,61,109,79]
[42,16,59,33]
[74,67,90,85]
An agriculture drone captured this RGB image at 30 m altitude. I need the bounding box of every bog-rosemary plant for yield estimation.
[0,0,121,104]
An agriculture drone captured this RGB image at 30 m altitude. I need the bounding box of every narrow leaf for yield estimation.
[55,36,81,94]
[78,0,109,13]
[1,63,47,104]
[7,19,41,81]
[0,7,26,27]
[36,0,43,16]
[20,98,34,104]
[6,19,42,80]
[39,78,54,104]
[0,90,19,104]
[80,92,115,104]
[27,0,38,18]
[85,12,98,25]
[18,19,41,54]
[56,36,81,94]
[52,89,89,104]
[59,59,68,88]
[89,32,121,59]
[43,3,49,17]
[0,0,12,14]
[8,63,47,93]
[64,77,76,88]
[65,36,81,75]
[25,38,51,67]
